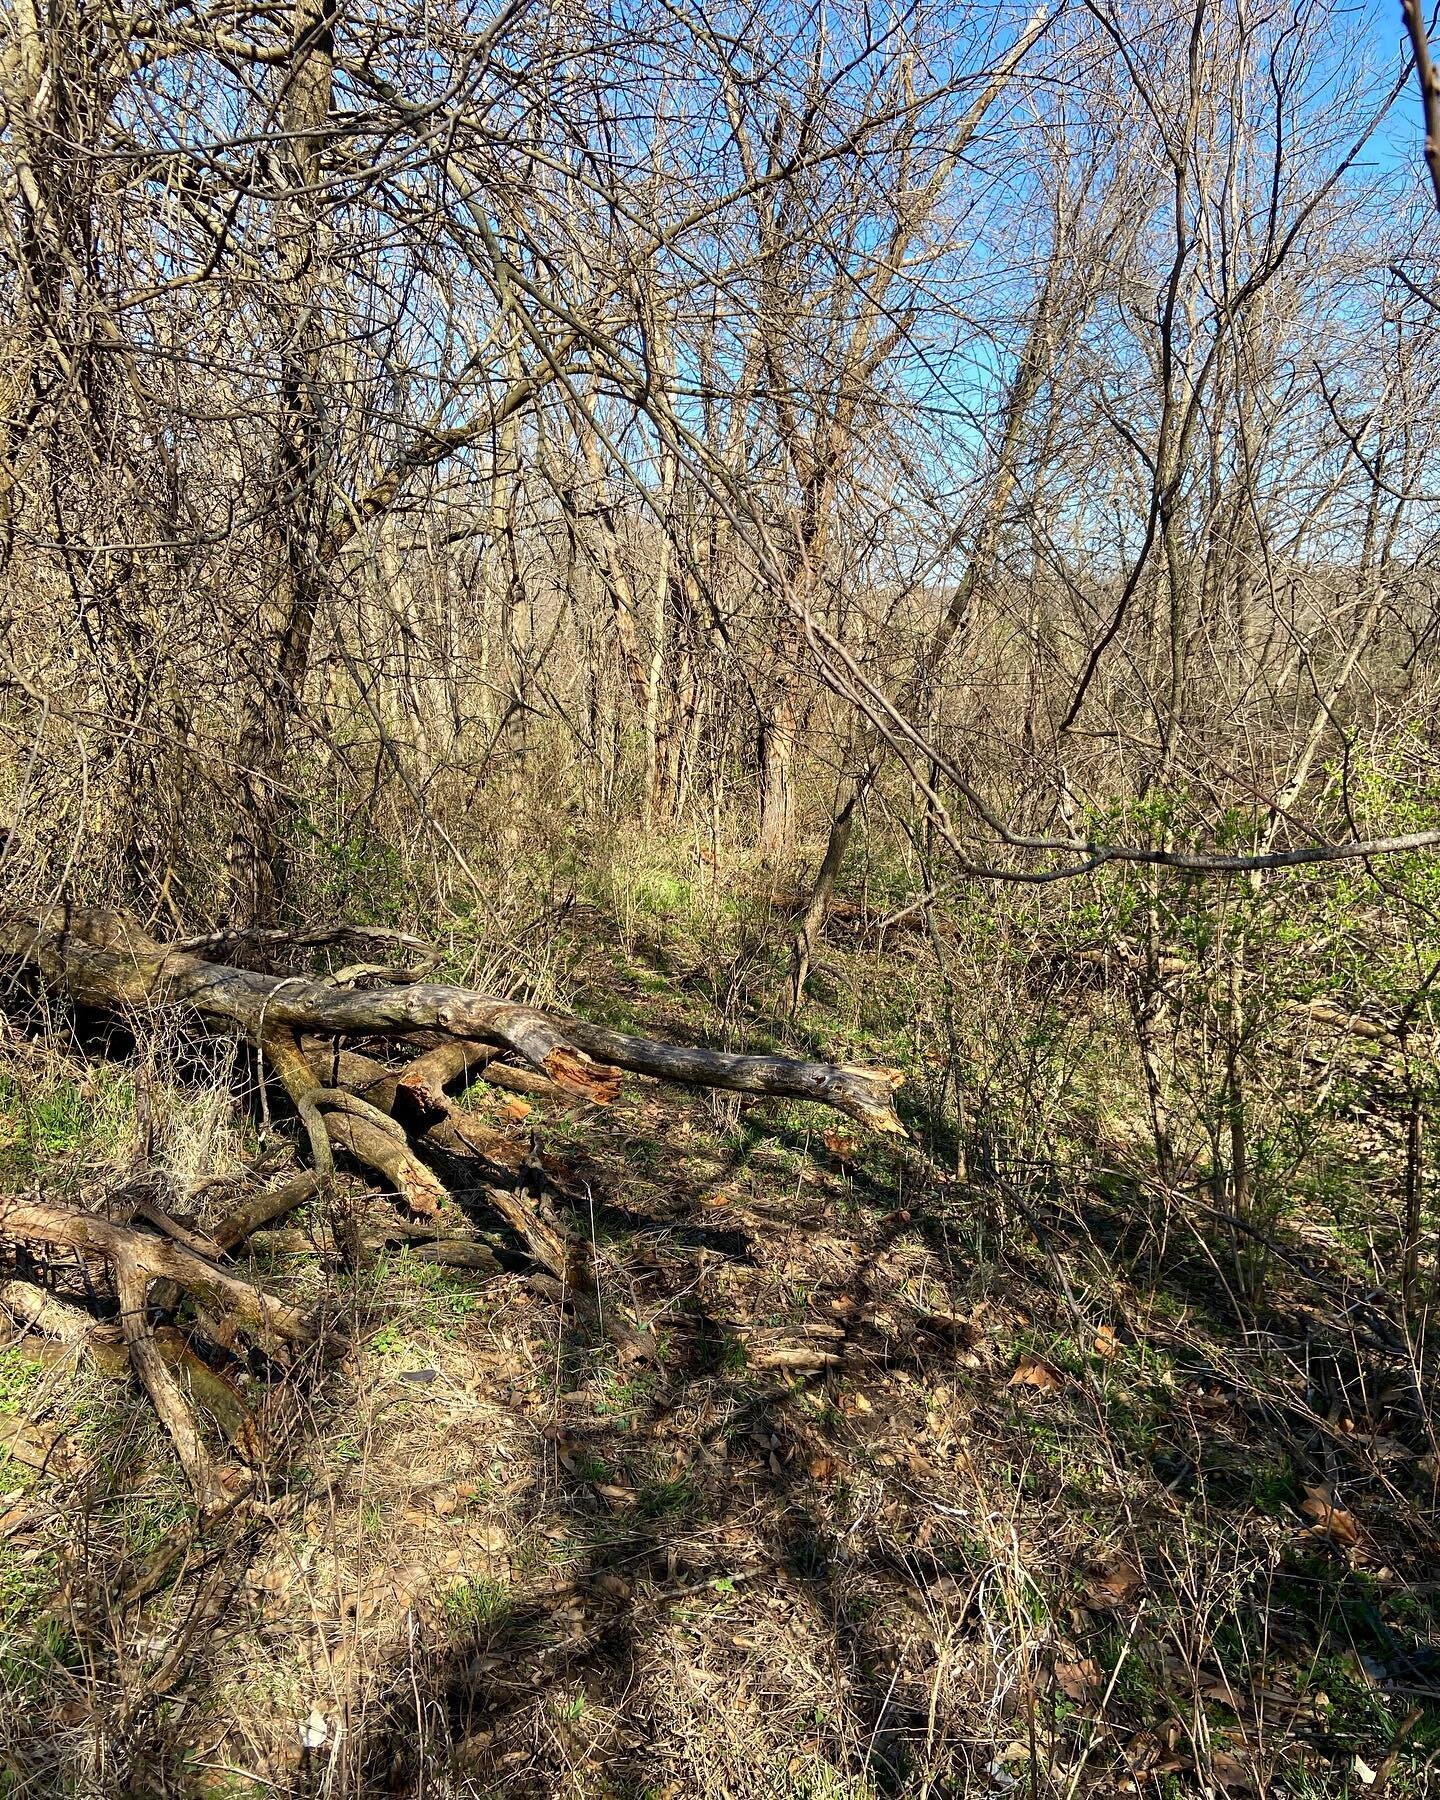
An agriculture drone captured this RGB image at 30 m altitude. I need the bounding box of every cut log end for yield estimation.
[833,1064,907,1136]
[859,1105,907,1138]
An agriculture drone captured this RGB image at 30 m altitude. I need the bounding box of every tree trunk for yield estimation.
[787,782,862,1011]
[757,687,798,859]
[785,280,1053,1004]
[225,0,338,925]
[643,453,677,825]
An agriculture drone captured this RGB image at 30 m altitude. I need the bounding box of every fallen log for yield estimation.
[292,1040,654,1358]
[1,1200,311,1348]
[211,1174,322,1254]
[0,1199,304,1506]
[3,1301,263,1460]
[0,1278,94,1344]
[114,1247,234,1511]
[0,908,906,1132]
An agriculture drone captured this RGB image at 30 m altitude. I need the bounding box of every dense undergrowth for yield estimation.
[0,817,1437,1798]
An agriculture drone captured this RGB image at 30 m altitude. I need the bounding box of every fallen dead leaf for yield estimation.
[1054,1657,1101,1701]
[1300,1484,1360,1547]
[806,1455,837,1481]
[1209,1747,1256,1792]
[1126,1718,1183,1775]
[1093,1323,1119,1359]
[0,1508,29,1541]
[1082,1555,1144,1609]
[0,1417,78,1475]
[1008,1354,1062,1393]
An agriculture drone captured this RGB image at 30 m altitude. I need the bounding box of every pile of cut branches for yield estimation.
[0,907,904,1510]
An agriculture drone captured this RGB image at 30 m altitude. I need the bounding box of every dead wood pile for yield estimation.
[0,907,904,1509]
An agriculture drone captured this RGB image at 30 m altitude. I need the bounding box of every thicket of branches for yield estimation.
[4,0,1440,1279]
[5,7,1440,1793]
[2,0,1434,893]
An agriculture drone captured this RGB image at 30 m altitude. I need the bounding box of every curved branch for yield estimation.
[0,1199,310,1346]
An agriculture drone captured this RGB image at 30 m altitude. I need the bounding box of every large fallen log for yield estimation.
[1,908,905,1131]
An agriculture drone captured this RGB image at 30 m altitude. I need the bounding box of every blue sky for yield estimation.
[1361,1,1434,190]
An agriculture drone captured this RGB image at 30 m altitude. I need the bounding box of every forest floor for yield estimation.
[0,883,1437,1799]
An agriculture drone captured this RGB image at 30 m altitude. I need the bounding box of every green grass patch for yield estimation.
[636,1472,698,1521]
[0,1067,135,1182]
[443,1575,511,1635]
[0,1344,45,1418]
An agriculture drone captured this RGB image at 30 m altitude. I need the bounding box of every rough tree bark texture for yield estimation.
[224,0,338,925]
